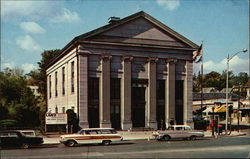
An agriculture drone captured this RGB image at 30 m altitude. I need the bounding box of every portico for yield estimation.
[46,11,198,130]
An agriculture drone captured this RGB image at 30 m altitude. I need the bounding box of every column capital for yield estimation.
[166,58,178,64]
[147,57,159,63]
[122,56,133,62]
[100,55,112,61]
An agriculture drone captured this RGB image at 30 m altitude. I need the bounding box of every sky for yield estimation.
[1,0,249,75]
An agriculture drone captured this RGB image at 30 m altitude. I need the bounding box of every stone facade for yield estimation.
[46,11,198,130]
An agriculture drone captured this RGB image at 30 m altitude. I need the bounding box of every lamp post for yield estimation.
[225,49,248,135]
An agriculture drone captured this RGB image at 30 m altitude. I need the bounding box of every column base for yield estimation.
[79,121,89,129]
[147,121,157,130]
[165,119,175,128]
[121,121,132,130]
[100,121,111,128]
[185,120,194,128]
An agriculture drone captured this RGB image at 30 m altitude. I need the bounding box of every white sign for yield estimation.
[46,113,67,125]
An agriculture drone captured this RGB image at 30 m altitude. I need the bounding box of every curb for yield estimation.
[42,133,247,144]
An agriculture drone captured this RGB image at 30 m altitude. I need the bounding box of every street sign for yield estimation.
[45,113,67,124]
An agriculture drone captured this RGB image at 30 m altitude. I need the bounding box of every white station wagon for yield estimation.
[154,125,204,141]
[60,128,123,147]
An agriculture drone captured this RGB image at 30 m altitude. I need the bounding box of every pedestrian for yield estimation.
[218,124,223,135]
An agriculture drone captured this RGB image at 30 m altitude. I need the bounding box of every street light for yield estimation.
[225,49,248,134]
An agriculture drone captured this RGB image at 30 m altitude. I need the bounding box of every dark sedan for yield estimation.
[0,130,43,149]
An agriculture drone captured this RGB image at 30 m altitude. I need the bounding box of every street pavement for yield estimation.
[1,136,249,158]
[42,130,248,144]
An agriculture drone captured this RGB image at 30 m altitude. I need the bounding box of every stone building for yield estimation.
[46,11,198,130]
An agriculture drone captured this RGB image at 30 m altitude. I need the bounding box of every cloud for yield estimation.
[193,56,249,75]
[156,0,180,11]
[20,22,46,34]
[1,1,80,23]
[1,1,59,20]
[2,61,15,69]
[16,35,42,53]
[21,63,37,73]
[2,59,37,74]
[50,8,81,23]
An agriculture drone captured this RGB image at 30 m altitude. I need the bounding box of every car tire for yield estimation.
[66,140,76,147]
[102,140,111,146]
[22,143,29,149]
[162,135,170,141]
[189,136,197,141]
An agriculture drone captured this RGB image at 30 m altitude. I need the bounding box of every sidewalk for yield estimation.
[42,130,248,144]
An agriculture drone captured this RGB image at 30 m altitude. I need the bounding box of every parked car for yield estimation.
[60,128,123,147]
[0,130,43,149]
[154,125,204,141]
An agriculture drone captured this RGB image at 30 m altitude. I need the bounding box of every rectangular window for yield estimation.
[55,106,58,113]
[62,67,65,95]
[157,80,165,100]
[111,78,120,99]
[49,75,52,98]
[62,107,65,113]
[71,61,75,93]
[88,78,99,100]
[55,71,58,97]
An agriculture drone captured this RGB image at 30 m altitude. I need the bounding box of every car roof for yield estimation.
[81,128,114,130]
[0,130,19,133]
[16,130,35,132]
[168,125,191,127]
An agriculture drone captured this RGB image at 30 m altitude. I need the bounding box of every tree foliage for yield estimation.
[0,68,40,129]
[193,70,249,92]
[0,50,60,129]
[27,49,61,126]
[28,49,61,96]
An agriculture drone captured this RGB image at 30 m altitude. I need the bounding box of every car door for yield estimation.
[8,132,23,147]
[0,132,10,147]
[173,126,183,139]
[183,126,192,138]
[85,130,101,144]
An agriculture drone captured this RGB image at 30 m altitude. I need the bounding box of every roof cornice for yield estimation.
[46,11,199,69]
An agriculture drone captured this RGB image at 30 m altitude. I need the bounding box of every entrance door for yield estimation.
[88,104,99,128]
[110,103,121,129]
[175,80,184,125]
[157,80,165,130]
[157,104,165,130]
[132,87,146,127]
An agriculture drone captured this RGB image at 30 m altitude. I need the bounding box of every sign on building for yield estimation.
[45,113,67,125]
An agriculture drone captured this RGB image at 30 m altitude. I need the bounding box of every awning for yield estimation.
[203,107,213,113]
[214,106,226,112]
[202,106,226,113]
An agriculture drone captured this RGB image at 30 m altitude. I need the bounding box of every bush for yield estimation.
[194,120,209,130]
[0,120,19,130]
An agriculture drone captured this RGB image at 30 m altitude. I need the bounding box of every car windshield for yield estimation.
[77,130,84,134]
[167,127,174,130]
[101,129,117,134]
[21,132,35,136]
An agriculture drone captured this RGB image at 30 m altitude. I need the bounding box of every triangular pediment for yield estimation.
[80,11,198,49]
[101,17,177,41]
[47,11,198,69]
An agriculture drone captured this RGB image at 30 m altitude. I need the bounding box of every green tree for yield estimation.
[0,68,40,128]
[203,71,221,89]
[27,49,60,127]
[28,49,60,96]
[193,70,249,92]
[232,72,248,86]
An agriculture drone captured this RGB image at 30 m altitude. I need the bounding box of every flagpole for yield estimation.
[200,41,204,119]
